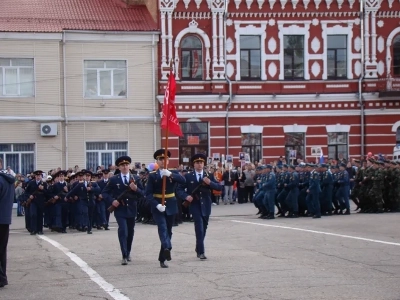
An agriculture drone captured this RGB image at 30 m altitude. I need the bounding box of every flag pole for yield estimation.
[161,59,173,206]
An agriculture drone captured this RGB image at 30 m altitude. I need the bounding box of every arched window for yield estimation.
[396,126,400,145]
[180,36,203,80]
[394,35,400,76]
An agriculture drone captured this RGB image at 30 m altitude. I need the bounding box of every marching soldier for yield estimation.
[102,156,144,265]
[261,164,276,219]
[176,153,222,259]
[51,170,69,233]
[306,164,321,218]
[145,149,185,268]
[24,170,49,235]
[285,165,299,218]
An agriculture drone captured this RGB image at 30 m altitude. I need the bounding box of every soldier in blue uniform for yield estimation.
[102,156,144,265]
[145,149,186,268]
[24,170,50,235]
[176,153,222,259]
[306,164,322,218]
[96,169,110,230]
[261,164,276,219]
[277,164,290,217]
[337,163,351,215]
[320,164,334,215]
[51,170,69,233]
[285,165,299,218]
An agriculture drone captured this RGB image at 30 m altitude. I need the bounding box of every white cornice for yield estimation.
[0,116,154,122]
[0,32,62,40]
[64,31,160,43]
[157,94,229,103]
[0,31,160,42]
[176,108,400,118]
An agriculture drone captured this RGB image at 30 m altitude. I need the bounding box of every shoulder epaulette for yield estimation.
[150,171,157,174]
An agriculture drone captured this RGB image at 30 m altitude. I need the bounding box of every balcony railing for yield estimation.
[378,76,400,97]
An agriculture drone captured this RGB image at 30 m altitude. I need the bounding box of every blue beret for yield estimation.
[283,164,288,168]
[339,163,346,168]
[265,164,273,169]
[320,164,327,168]
[276,165,282,169]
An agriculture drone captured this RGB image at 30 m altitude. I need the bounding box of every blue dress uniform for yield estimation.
[320,164,334,215]
[96,169,110,229]
[51,170,69,233]
[261,165,276,219]
[277,165,290,216]
[24,170,50,235]
[176,154,222,258]
[336,163,350,214]
[306,164,322,218]
[285,166,299,217]
[102,156,144,265]
[66,170,100,233]
[145,149,186,267]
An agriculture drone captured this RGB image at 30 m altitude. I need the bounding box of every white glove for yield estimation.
[160,169,172,177]
[156,204,166,212]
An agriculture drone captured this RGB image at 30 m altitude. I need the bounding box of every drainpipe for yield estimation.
[224,0,232,155]
[151,34,157,151]
[62,31,69,169]
[358,0,365,158]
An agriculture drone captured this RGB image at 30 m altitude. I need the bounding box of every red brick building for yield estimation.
[157,0,400,166]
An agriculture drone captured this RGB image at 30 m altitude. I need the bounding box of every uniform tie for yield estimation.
[198,173,202,182]
[123,175,128,185]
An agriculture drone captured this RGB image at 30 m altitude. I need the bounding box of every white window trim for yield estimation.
[278,21,311,80]
[83,60,128,100]
[322,22,354,80]
[240,124,263,134]
[85,142,128,169]
[234,21,267,81]
[283,124,308,133]
[0,58,35,97]
[386,27,400,77]
[174,20,211,81]
[391,120,400,132]
[0,143,35,174]
[326,124,351,132]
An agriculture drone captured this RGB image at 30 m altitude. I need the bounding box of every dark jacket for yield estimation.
[0,172,15,225]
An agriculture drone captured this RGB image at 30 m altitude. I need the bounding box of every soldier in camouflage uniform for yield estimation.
[369,160,384,213]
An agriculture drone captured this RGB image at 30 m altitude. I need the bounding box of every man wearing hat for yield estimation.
[306,164,322,218]
[145,149,185,268]
[24,170,50,234]
[176,153,222,259]
[51,170,69,233]
[102,156,144,265]
[96,169,110,230]
[336,163,350,215]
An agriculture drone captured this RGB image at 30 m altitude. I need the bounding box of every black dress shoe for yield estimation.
[312,215,321,219]
[61,230,67,233]
[30,232,36,235]
[160,262,168,268]
[38,231,43,235]
[121,258,128,265]
[127,256,131,262]
[87,231,92,234]
[198,254,207,260]
[164,249,171,261]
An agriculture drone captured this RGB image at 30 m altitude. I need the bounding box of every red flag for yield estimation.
[161,71,183,136]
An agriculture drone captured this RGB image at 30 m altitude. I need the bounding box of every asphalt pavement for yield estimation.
[3,203,400,300]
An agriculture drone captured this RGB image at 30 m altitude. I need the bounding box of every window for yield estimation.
[393,35,400,76]
[327,35,347,79]
[179,122,208,166]
[284,36,304,80]
[327,132,348,161]
[241,133,262,163]
[181,36,203,80]
[0,58,34,97]
[0,143,35,175]
[240,36,261,80]
[284,133,305,163]
[84,60,127,98]
[86,142,128,171]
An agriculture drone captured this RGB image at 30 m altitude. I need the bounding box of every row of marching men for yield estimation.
[253,162,357,220]
[20,169,130,235]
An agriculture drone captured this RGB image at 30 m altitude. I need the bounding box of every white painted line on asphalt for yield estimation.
[231,220,400,247]
[38,235,130,300]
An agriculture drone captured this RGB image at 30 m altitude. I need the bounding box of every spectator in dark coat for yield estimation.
[0,158,15,288]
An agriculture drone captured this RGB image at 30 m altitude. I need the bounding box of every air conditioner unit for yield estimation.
[40,123,58,137]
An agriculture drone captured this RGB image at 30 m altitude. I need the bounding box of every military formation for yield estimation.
[17,149,222,268]
[252,159,400,220]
